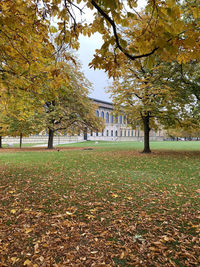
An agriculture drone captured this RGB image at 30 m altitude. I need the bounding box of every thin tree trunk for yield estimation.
[0,136,2,148]
[48,128,54,149]
[20,133,23,149]
[142,115,151,153]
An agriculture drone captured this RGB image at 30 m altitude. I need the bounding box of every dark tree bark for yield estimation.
[0,136,2,148]
[20,133,23,149]
[142,115,151,153]
[48,128,54,149]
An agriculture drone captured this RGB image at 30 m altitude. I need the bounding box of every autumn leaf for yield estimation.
[24,259,32,266]
[11,257,19,264]
[111,193,118,198]
[10,209,17,214]
[25,228,33,234]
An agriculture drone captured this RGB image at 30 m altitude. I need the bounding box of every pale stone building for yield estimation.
[2,98,164,145]
[86,98,164,141]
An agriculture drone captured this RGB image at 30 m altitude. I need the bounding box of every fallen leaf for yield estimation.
[10,209,16,214]
[25,228,33,234]
[112,193,118,198]
[24,259,32,266]
[120,251,125,259]
[39,256,44,262]
[11,257,19,263]
[65,211,73,215]
[34,243,40,253]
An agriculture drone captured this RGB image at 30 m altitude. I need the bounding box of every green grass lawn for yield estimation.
[2,143,45,148]
[0,141,199,266]
[57,140,200,151]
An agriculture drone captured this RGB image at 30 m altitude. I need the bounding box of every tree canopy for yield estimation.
[0,0,200,149]
[1,0,200,85]
[109,58,200,152]
[39,55,104,149]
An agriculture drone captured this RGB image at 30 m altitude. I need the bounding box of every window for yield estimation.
[124,116,126,124]
[119,115,122,124]
[91,131,93,136]
[106,112,109,123]
[115,116,118,123]
[115,130,118,136]
[128,130,130,136]
[101,111,104,119]
[110,115,114,123]
[96,131,98,136]
[102,130,104,136]
[107,130,109,136]
[96,110,99,117]
[120,130,122,136]
[111,130,113,136]
[124,130,126,137]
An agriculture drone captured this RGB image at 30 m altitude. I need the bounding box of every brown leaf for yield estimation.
[24,259,32,266]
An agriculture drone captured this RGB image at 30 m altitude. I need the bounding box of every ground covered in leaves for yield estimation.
[0,142,200,266]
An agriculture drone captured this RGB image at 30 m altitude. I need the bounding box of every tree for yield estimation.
[0,0,55,96]
[1,1,200,81]
[39,56,104,149]
[1,1,200,98]
[0,91,43,148]
[1,0,200,151]
[109,59,198,153]
[88,0,200,75]
[36,1,200,65]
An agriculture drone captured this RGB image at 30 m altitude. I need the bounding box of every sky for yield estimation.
[77,33,112,102]
[76,0,146,102]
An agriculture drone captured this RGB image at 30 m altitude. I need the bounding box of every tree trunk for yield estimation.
[0,136,2,148]
[48,128,54,149]
[142,115,151,153]
[20,133,23,149]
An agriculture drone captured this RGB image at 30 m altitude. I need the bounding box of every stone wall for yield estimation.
[2,135,84,145]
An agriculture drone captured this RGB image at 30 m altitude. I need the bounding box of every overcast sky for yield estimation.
[77,33,111,102]
[76,0,146,102]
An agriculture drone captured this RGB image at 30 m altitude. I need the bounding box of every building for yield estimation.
[86,98,164,141]
[2,98,164,145]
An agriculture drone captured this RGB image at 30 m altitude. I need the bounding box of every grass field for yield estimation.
[57,140,200,151]
[2,143,45,148]
[0,141,199,266]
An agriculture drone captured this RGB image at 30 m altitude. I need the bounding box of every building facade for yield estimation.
[2,98,165,145]
[86,98,164,141]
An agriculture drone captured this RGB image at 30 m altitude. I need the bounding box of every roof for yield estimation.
[89,98,113,110]
[89,98,113,106]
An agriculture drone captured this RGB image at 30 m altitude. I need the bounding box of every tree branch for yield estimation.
[91,0,158,61]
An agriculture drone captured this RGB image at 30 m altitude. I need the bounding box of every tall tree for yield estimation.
[39,55,104,149]
[109,59,198,153]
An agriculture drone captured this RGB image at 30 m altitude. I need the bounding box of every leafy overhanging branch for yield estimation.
[91,0,159,60]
